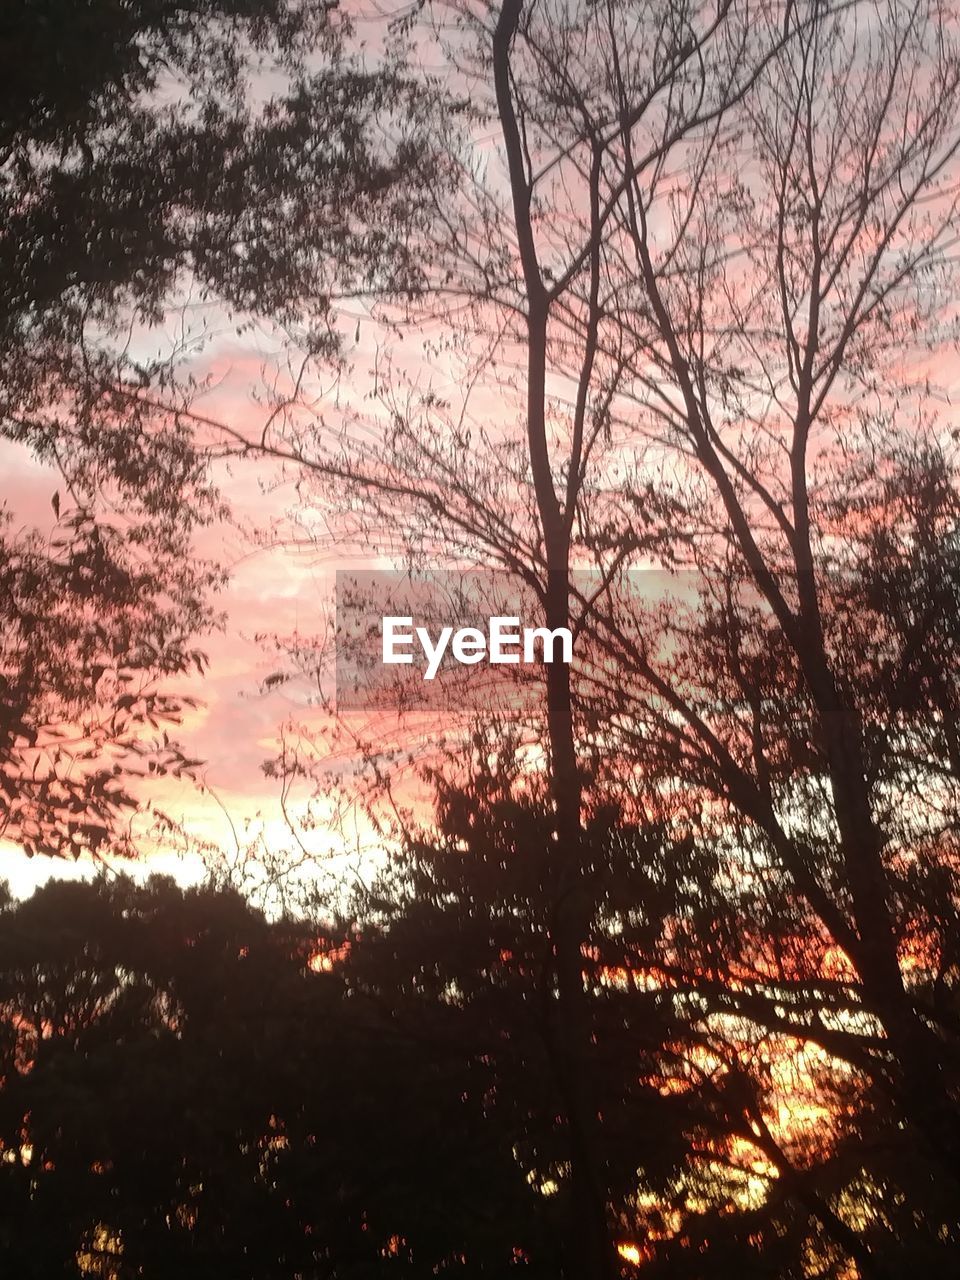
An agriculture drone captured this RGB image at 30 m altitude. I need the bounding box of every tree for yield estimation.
[525,0,960,1267]
[344,756,743,1273]
[0,873,558,1277]
[234,2,788,1270]
[0,0,446,855]
[241,0,960,1272]
[586,0,960,1181]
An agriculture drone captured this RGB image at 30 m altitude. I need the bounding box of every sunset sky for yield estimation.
[1,317,352,895]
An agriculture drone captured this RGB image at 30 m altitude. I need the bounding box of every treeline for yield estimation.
[2,780,957,1280]
[0,874,552,1279]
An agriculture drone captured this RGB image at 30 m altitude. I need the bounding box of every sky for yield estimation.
[6,0,960,908]
[0,317,361,899]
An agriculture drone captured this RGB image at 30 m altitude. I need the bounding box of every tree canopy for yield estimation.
[0,0,446,855]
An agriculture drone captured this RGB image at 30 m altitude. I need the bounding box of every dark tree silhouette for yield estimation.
[0,873,558,1278]
[0,510,214,857]
[349,739,960,1277]
[233,1,960,1273]
[0,0,447,855]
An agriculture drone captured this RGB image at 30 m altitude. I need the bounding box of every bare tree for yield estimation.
[229,2,793,1273]
[211,0,960,1271]
[589,0,960,1180]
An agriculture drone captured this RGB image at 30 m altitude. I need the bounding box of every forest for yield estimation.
[1,0,960,1276]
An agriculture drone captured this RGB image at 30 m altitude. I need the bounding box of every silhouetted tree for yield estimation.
[243,0,960,1272]
[0,873,558,1277]
[7,1,959,1275]
[234,4,786,1270]
[0,0,447,854]
[584,0,960,1202]
[351,744,960,1278]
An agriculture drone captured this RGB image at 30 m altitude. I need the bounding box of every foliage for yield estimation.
[4,0,960,1275]
[0,0,448,854]
[0,874,555,1278]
